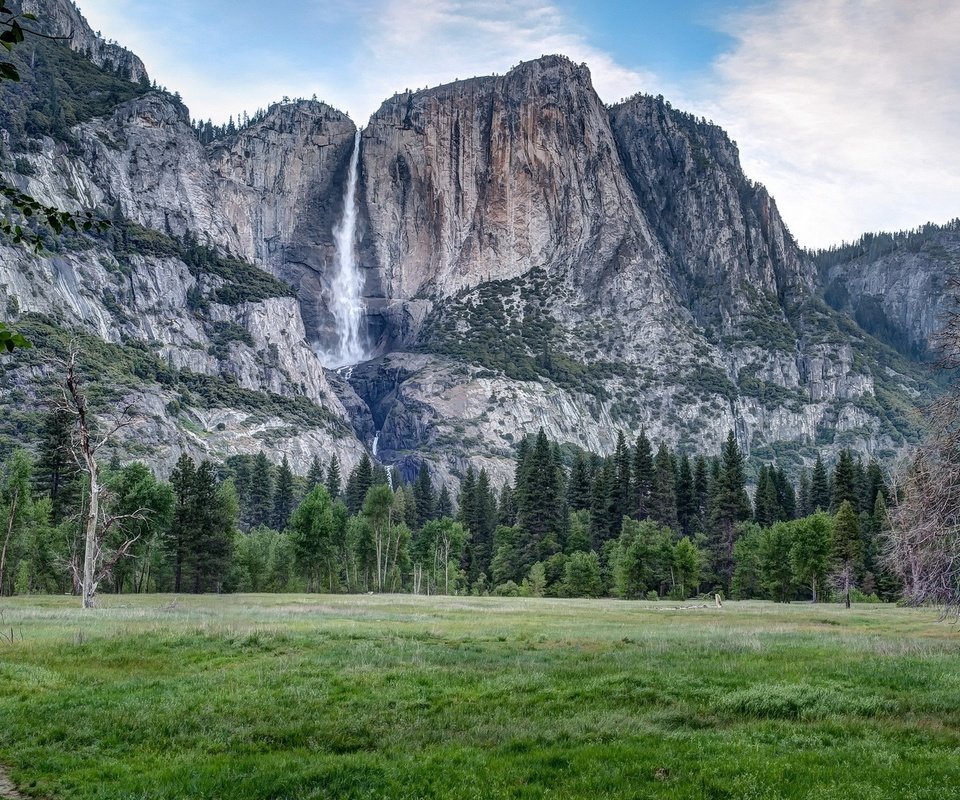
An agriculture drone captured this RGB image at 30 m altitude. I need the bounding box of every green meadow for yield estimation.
[0,595,958,799]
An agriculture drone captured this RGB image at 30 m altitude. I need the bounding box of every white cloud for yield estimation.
[695,0,960,248]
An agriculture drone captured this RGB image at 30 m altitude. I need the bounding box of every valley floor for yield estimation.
[0,595,958,799]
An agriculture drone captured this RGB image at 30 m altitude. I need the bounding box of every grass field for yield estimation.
[0,595,959,800]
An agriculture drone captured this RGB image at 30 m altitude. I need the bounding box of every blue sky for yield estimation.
[76,0,960,248]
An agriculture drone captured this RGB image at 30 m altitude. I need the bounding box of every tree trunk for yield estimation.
[0,490,19,597]
[81,458,99,609]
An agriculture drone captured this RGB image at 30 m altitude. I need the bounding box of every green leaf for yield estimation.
[0,61,18,80]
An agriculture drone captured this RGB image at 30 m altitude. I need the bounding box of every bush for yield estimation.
[494,580,519,597]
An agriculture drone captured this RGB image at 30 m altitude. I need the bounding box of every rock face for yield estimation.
[209,101,358,346]
[21,0,148,84]
[0,1,936,488]
[816,223,960,359]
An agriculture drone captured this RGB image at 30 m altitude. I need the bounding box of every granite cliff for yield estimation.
[0,0,935,489]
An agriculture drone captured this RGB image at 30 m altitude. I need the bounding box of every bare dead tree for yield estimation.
[58,348,144,608]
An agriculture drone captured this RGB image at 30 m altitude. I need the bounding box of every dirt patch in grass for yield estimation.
[0,766,28,800]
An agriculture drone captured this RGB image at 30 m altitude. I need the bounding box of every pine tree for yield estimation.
[754,466,773,526]
[632,429,654,519]
[248,451,274,528]
[831,449,857,513]
[692,455,709,533]
[436,485,453,519]
[517,430,563,569]
[566,452,592,511]
[306,457,324,492]
[810,455,830,512]
[832,500,861,608]
[498,483,516,527]
[710,432,752,591]
[675,454,695,536]
[612,431,632,522]
[798,468,812,518]
[413,463,435,528]
[170,454,197,593]
[34,408,80,524]
[345,455,373,515]
[589,459,617,548]
[271,455,295,530]
[325,456,342,500]
[773,467,796,521]
[650,443,678,531]
[468,469,498,579]
[862,459,887,511]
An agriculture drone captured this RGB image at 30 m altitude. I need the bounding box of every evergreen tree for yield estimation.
[436,485,453,519]
[675,454,695,536]
[650,443,678,531]
[325,455,342,500]
[34,408,80,524]
[566,452,592,511]
[306,456,324,492]
[632,429,654,519]
[798,468,812,518]
[469,469,498,579]
[612,431,632,523]
[497,483,516,527]
[516,431,563,569]
[345,454,373,515]
[271,455,295,530]
[190,462,236,593]
[862,459,887,511]
[589,459,616,549]
[413,463,436,528]
[810,455,830,512]
[831,449,857,513]
[248,451,274,528]
[692,455,709,533]
[832,500,861,608]
[710,432,752,591]
[170,454,197,593]
[754,466,779,526]
[772,467,796,521]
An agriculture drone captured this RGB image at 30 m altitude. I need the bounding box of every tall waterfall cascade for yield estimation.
[322,129,367,368]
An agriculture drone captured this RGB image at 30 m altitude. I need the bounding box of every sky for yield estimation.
[74,0,960,249]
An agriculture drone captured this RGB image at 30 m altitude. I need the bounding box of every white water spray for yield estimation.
[324,129,367,368]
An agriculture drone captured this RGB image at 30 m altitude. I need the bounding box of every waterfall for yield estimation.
[323,129,367,368]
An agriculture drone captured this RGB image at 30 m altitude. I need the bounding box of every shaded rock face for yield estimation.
[818,229,960,359]
[609,96,814,336]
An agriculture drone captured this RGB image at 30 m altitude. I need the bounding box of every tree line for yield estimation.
[0,406,896,604]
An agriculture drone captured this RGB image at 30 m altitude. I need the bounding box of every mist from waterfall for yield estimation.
[322,129,367,368]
